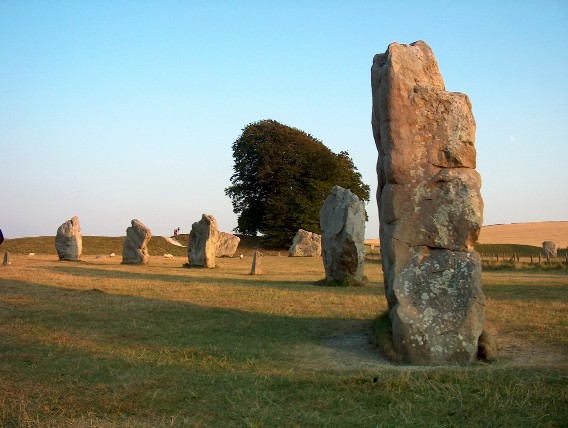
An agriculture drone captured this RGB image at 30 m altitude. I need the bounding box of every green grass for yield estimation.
[0,249,567,426]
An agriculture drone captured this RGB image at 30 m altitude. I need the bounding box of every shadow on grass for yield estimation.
[46,264,383,295]
[483,283,568,302]
[1,278,384,381]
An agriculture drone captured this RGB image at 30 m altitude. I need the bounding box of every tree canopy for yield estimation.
[225,119,370,247]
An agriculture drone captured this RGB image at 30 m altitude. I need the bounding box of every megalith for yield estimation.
[55,216,82,261]
[371,41,485,365]
[288,229,322,257]
[188,214,218,268]
[216,232,240,257]
[542,241,557,258]
[320,186,366,283]
[122,219,151,264]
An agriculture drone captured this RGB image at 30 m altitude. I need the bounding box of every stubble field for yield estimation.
[1,248,567,427]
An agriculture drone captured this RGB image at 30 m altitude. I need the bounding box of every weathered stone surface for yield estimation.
[250,250,262,275]
[320,186,365,282]
[55,216,82,261]
[122,219,151,264]
[2,251,10,266]
[288,229,322,257]
[188,214,218,268]
[542,241,557,258]
[372,41,485,365]
[216,232,240,257]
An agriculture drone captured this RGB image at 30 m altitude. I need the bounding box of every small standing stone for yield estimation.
[122,219,152,264]
[2,252,10,266]
[55,216,82,261]
[542,241,557,258]
[250,251,262,275]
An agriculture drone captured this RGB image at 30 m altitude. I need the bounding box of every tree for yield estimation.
[225,119,370,247]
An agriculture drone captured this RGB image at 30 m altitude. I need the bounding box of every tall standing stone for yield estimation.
[188,214,218,268]
[320,186,366,283]
[122,219,152,264]
[55,216,82,261]
[371,41,485,365]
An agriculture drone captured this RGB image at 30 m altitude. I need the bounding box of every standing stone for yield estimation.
[250,250,262,275]
[372,41,485,365]
[288,229,322,257]
[320,186,366,283]
[55,216,82,261]
[542,241,557,258]
[122,219,151,264]
[2,252,10,266]
[216,232,240,257]
[188,214,218,268]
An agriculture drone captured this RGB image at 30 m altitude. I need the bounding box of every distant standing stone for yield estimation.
[288,229,322,257]
[122,219,152,264]
[320,186,366,282]
[250,250,262,275]
[2,251,10,266]
[542,241,557,258]
[216,232,240,257]
[55,216,82,261]
[188,214,219,268]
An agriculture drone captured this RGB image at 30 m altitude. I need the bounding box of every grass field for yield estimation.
[1,248,567,427]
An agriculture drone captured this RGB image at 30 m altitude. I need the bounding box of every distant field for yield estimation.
[365,221,568,248]
[478,221,568,247]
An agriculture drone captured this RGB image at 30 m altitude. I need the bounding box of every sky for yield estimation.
[1,1,567,239]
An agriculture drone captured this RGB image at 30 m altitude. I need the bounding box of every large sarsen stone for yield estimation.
[188,214,218,268]
[371,41,485,365]
[122,219,151,264]
[288,229,321,257]
[55,216,82,261]
[320,186,365,283]
[216,232,240,258]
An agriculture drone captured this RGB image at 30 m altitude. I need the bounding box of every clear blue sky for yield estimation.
[1,1,567,239]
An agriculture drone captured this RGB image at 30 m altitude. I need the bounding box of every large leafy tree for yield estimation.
[225,119,370,247]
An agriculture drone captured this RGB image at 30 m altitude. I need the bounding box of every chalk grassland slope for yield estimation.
[2,234,269,257]
[0,255,567,426]
[478,221,568,247]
